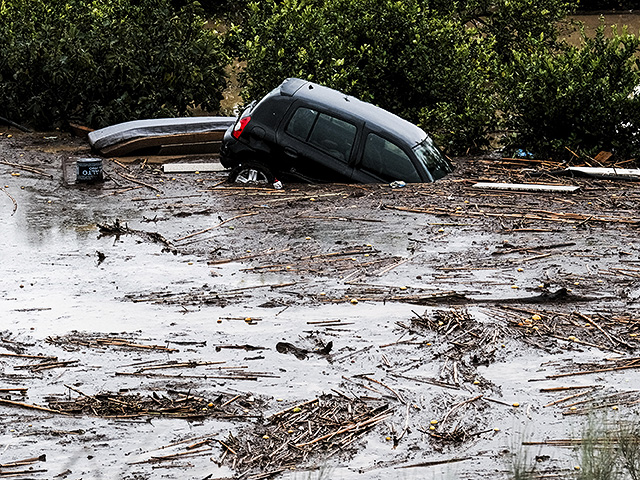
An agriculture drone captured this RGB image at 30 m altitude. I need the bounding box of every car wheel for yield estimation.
[229,162,275,185]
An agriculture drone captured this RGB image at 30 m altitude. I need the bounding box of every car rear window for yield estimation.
[286,107,356,162]
[360,133,421,183]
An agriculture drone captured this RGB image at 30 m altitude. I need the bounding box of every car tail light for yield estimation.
[232,116,251,139]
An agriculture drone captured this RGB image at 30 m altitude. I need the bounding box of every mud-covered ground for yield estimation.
[1,129,639,480]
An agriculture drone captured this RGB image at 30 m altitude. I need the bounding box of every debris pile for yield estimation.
[407,307,510,381]
[540,383,640,416]
[46,333,177,352]
[222,394,392,478]
[491,306,640,354]
[48,388,262,420]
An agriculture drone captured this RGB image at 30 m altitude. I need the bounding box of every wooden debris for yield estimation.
[440,395,483,429]
[48,389,261,419]
[560,390,640,415]
[46,334,178,352]
[129,446,213,465]
[15,359,79,372]
[472,182,580,193]
[545,360,640,380]
[0,398,67,415]
[112,170,163,193]
[543,387,600,407]
[174,211,258,243]
[0,468,48,476]
[1,186,17,215]
[0,160,53,178]
[0,454,46,468]
[563,166,640,180]
[222,394,391,476]
[0,388,27,394]
[162,162,226,173]
[488,306,639,355]
[493,241,576,255]
[397,456,472,469]
[382,204,640,226]
[96,219,176,251]
[0,353,57,360]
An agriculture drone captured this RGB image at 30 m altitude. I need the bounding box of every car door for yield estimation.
[351,130,426,183]
[276,104,359,183]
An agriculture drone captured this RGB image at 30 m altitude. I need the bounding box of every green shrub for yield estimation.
[451,0,576,60]
[238,0,499,154]
[501,25,640,159]
[0,0,230,129]
[238,0,640,158]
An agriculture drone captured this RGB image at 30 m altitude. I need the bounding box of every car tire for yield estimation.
[229,162,275,185]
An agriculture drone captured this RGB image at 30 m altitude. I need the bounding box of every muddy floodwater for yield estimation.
[1,131,639,479]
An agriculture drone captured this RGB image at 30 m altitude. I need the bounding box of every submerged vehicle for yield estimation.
[220,78,453,185]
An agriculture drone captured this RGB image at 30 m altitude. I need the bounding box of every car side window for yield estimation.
[307,113,356,162]
[361,133,421,183]
[286,107,318,141]
[285,107,356,163]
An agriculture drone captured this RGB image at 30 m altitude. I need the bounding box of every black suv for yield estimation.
[220,78,453,185]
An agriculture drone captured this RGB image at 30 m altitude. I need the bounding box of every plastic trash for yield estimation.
[514,149,533,159]
[389,180,406,188]
[273,179,283,189]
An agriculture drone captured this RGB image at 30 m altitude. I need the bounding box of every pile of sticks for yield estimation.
[222,394,392,478]
[46,334,178,353]
[409,307,510,362]
[488,306,639,355]
[384,203,640,227]
[48,387,261,420]
[411,308,473,335]
[540,384,640,415]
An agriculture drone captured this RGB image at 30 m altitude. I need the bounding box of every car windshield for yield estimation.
[413,137,453,181]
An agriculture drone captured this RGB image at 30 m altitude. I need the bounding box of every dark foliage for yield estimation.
[0,0,230,129]
[237,0,640,158]
[501,26,640,158]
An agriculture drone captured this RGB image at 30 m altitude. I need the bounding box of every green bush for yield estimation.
[501,25,640,159]
[237,0,640,158]
[450,0,576,59]
[238,0,499,153]
[0,0,230,129]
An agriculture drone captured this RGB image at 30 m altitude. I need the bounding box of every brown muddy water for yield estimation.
[1,131,639,479]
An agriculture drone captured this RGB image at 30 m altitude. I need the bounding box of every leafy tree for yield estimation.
[451,0,576,55]
[238,0,640,158]
[501,25,640,159]
[0,0,230,129]
[239,0,499,153]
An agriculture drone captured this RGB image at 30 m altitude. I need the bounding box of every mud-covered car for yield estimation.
[220,78,453,185]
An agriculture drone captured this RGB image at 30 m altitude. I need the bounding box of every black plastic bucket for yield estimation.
[76,158,103,183]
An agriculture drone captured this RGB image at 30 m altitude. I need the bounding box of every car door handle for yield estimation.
[284,147,298,158]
